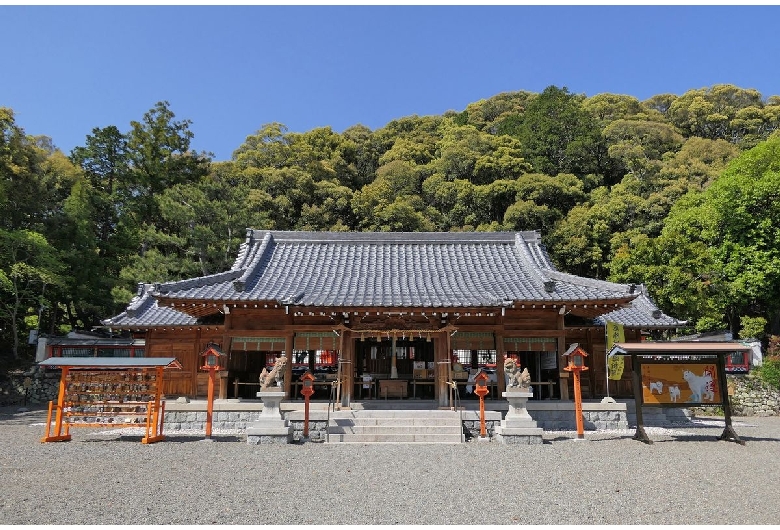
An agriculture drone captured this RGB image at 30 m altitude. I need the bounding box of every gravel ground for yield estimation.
[1,405,779,525]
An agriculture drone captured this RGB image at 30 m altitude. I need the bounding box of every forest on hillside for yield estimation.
[2,83,780,364]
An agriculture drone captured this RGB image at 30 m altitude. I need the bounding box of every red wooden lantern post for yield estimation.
[200,343,225,440]
[300,371,315,438]
[563,343,590,439]
[474,370,490,438]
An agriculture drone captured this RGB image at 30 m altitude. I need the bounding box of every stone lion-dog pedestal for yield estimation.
[495,357,543,445]
[495,390,544,445]
[247,356,292,445]
[246,391,293,444]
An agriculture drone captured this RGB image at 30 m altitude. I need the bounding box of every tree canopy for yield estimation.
[3,82,780,364]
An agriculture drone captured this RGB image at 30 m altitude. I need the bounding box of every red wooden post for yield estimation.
[563,344,590,440]
[200,343,225,440]
[206,367,216,438]
[301,372,315,437]
[474,371,490,438]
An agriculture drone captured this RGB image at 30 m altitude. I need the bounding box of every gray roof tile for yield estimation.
[147,230,638,307]
[102,231,681,328]
[101,284,198,328]
[595,288,686,328]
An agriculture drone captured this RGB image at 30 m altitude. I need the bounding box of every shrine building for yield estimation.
[98,230,683,406]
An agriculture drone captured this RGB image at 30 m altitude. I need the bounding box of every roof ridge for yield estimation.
[544,269,635,294]
[233,231,275,292]
[125,283,153,315]
[250,230,541,245]
[512,233,551,289]
[153,269,243,295]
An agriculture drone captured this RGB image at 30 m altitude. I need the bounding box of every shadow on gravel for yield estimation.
[655,434,779,443]
[81,434,244,443]
[163,435,244,443]
[0,407,49,425]
[545,435,633,443]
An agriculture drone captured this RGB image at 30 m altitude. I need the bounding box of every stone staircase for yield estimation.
[326,409,465,444]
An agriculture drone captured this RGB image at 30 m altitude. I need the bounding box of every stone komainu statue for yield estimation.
[504,357,531,390]
[259,355,288,391]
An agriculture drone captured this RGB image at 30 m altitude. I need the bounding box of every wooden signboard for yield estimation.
[641,362,720,406]
[608,342,751,446]
[38,357,181,444]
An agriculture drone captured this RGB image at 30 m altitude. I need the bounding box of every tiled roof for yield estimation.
[595,288,686,328]
[102,231,686,328]
[102,283,198,328]
[148,230,638,307]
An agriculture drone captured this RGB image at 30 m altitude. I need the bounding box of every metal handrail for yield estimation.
[326,379,340,444]
[446,379,464,442]
[446,379,459,410]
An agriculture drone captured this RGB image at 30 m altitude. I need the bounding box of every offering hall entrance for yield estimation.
[505,350,560,400]
[355,338,436,399]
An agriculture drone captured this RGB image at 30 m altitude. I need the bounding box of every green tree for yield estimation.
[583,93,644,123]
[667,84,766,142]
[505,172,586,232]
[610,134,780,335]
[0,108,53,232]
[118,102,212,284]
[603,119,684,181]
[69,125,132,254]
[126,101,211,231]
[0,229,64,359]
[459,91,535,133]
[515,85,602,178]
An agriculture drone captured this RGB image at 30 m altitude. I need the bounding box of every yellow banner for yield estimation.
[606,321,625,351]
[606,322,625,380]
[608,354,625,380]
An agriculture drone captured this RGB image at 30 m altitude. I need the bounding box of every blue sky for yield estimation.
[2,5,779,162]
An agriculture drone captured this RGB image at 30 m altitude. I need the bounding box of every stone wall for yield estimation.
[728,374,780,416]
[0,366,59,406]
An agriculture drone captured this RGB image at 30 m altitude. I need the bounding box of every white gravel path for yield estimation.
[2,406,779,525]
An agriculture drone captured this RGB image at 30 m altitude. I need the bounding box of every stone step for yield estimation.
[330,424,463,435]
[326,409,464,444]
[327,433,463,443]
[338,410,461,419]
[334,417,460,427]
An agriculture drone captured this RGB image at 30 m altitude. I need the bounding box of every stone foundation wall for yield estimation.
[461,419,499,439]
[0,366,59,406]
[286,419,329,442]
[162,410,261,432]
[529,409,628,431]
[728,374,780,416]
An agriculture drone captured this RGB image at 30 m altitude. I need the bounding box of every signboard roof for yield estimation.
[38,357,181,369]
[609,341,752,356]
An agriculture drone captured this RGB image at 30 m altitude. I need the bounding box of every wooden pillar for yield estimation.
[433,335,440,404]
[193,327,202,396]
[340,329,353,407]
[495,330,506,394]
[284,331,294,397]
[557,312,569,401]
[221,309,232,399]
[437,327,453,407]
